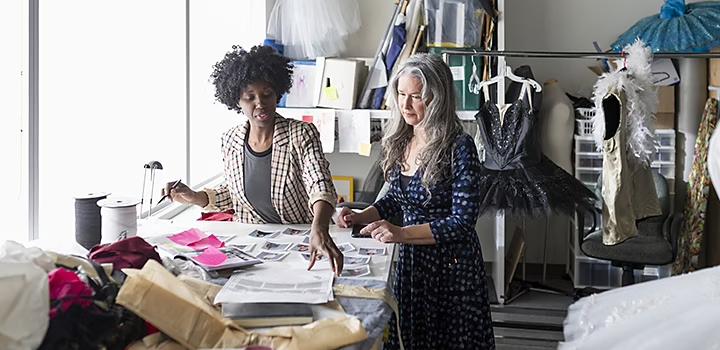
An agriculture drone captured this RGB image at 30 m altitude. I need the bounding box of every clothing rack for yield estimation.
[441,49,720,60]
[440,47,720,305]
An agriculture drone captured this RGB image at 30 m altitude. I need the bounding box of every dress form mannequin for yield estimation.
[539,79,574,174]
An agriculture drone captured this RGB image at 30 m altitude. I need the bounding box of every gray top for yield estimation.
[243,139,282,224]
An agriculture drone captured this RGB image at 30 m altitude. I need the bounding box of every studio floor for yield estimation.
[489,265,576,350]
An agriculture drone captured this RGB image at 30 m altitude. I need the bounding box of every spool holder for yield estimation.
[140,160,163,219]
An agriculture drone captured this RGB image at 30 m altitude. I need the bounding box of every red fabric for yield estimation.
[198,209,235,222]
[144,322,159,336]
[48,268,93,318]
[88,236,161,270]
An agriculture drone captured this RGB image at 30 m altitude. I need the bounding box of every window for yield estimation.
[188,0,267,184]
[0,0,29,242]
[38,1,186,240]
[3,1,269,242]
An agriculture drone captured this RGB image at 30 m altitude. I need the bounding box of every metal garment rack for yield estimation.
[441,49,720,59]
[439,48,720,305]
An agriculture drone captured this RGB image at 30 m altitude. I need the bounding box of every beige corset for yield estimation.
[600,90,661,245]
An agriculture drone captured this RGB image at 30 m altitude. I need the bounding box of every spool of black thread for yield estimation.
[74,192,109,250]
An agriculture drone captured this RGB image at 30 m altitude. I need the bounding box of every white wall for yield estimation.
[343,0,396,58]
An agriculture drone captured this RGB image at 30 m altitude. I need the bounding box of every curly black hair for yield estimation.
[210,45,293,113]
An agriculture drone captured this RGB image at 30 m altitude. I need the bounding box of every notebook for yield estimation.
[221,302,314,327]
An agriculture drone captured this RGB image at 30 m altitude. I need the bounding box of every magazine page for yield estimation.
[214,269,334,305]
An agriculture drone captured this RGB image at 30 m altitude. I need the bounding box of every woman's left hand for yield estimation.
[361,220,404,243]
[307,224,344,276]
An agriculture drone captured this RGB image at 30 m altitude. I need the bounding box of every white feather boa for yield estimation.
[591,39,658,166]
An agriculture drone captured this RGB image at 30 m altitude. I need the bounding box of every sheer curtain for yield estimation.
[0,0,28,242]
[38,1,186,240]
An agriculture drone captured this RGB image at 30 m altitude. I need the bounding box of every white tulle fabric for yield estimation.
[560,265,720,350]
[267,0,361,59]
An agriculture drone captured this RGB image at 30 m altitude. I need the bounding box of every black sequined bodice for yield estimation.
[475,100,541,171]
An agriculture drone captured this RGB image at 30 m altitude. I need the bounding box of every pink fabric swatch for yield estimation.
[192,246,228,266]
[167,228,206,246]
[187,234,225,250]
[48,268,93,318]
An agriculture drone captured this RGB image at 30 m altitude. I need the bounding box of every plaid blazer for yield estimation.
[203,115,337,224]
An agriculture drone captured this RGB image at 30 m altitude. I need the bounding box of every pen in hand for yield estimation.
[157,179,182,205]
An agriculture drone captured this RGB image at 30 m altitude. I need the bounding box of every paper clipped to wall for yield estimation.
[337,110,371,154]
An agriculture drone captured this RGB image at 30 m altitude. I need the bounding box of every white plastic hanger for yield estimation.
[477,66,543,93]
[468,51,483,95]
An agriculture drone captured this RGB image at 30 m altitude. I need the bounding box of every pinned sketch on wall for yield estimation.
[312,109,336,153]
[277,109,336,153]
[285,63,316,108]
[337,110,371,153]
[279,109,304,121]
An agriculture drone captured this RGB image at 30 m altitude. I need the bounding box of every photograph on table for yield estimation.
[282,227,310,236]
[290,243,311,253]
[344,256,370,265]
[261,241,292,251]
[340,265,371,278]
[302,236,311,244]
[233,243,256,252]
[358,247,386,256]
[300,252,329,262]
[256,251,289,262]
[337,242,356,253]
[249,230,280,239]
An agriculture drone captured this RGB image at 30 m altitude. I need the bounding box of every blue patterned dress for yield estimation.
[374,133,495,350]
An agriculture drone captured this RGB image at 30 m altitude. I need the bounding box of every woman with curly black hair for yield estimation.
[162,45,343,274]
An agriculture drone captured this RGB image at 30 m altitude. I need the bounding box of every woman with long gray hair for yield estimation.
[337,53,494,349]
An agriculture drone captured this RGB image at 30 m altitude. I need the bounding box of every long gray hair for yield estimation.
[379,53,463,190]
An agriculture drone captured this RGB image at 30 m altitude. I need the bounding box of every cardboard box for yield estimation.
[710,47,720,86]
[116,260,367,350]
[656,85,675,114]
[655,112,675,130]
[314,58,368,110]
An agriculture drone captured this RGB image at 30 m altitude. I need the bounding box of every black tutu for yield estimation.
[478,155,597,217]
[475,87,596,218]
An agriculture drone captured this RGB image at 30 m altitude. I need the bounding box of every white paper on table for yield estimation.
[214,268,335,305]
[337,110,371,153]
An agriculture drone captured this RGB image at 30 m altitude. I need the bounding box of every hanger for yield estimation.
[468,51,482,95]
[618,51,628,73]
[476,66,543,93]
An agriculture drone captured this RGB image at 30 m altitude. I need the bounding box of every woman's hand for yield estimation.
[307,223,344,276]
[161,181,208,206]
[336,207,359,228]
[361,220,404,244]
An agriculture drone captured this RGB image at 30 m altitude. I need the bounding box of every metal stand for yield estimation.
[505,216,570,305]
[140,161,163,219]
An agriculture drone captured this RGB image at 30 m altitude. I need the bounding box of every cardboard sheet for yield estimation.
[117,260,367,350]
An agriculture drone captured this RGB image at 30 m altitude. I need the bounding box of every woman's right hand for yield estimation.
[336,206,358,228]
[161,181,203,205]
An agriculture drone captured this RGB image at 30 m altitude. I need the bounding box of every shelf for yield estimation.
[277,107,478,121]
